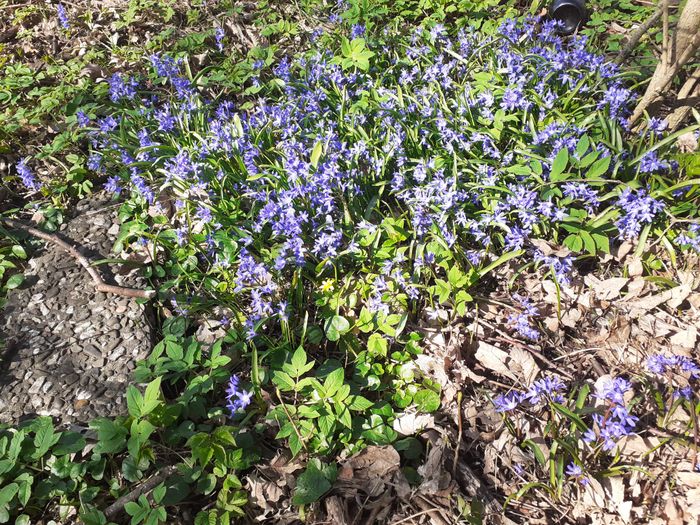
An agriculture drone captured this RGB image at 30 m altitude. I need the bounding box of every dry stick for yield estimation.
[104,465,179,519]
[0,218,156,300]
[662,0,670,69]
[451,390,463,480]
[630,29,700,123]
[665,66,700,130]
[615,6,664,64]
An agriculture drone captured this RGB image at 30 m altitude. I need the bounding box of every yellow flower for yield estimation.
[320,279,335,293]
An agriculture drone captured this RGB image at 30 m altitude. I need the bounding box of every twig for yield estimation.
[452,390,463,479]
[104,465,179,519]
[662,0,670,68]
[615,6,664,64]
[691,401,699,471]
[275,389,308,453]
[0,218,156,300]
[392,509,447,525]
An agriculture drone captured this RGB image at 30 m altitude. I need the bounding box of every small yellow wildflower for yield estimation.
[320,279,335,293]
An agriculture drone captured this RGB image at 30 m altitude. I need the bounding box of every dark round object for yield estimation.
[550,0,586,34]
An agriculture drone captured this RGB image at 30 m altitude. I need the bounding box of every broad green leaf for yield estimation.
[0,483,18,506]
[126,385,143,419]
[272,371,295,392]
[586,155,611,179]
[292,462,333,505]
[367,333,388,357]
[142,377,162,416]
[348,395,373,411]
[550,148,569,181]
[323,368,345,397]
[324,315,350,342]
[5,274,23,290]
[414,389,440,413]
[32,417,59,459]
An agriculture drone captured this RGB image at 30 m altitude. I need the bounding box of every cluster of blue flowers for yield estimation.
[676,224,700,253]
[225,374,252,417]
[58,16,688,339]
[493,375,566,412]
[15,158,42,192]
[57,3,69,30]
[508,295,540,340]
[584,377,637,451]
[647,353,699,399]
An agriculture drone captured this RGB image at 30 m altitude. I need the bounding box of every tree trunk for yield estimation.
[629,0,700,125]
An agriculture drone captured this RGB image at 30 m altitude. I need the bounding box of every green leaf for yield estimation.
[367,333,388,357]
[126,386,144,418]
[32,417,59,459]
[323,368,345,397]
[563,234,583,252]
[586,155,611,179]
[15,473,32,506]
[11,245,26,259]
[142,377,162,416]
[550,148,569,181]
[292,461,334,505]
[53,431,86,455]
[153,484,166,504]
[124,501,144,517]
[0,483,18,506]
[272,371,296,392]
[127,419,155,459]
[310,141,323,169]
[91,418,128,455]
[348,395,373,411]
[324,315,350,342]
[5,274,24,290]
[414,389,440,413]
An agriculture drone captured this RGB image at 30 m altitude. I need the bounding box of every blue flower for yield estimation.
[215,27,225,52]
[225,374,253,416]
[57,4,69,29]
[108,73,139,103]
[16,158,42,191]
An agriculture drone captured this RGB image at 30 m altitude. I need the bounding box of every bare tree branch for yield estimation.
[615,6,663,64]
[104,465,179,519]
[0,218,156,300]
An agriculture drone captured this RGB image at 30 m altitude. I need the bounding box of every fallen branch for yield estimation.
[615,5,664,64]
[104,465,179,519]
[0,218,156,300]
[665,66,700,130]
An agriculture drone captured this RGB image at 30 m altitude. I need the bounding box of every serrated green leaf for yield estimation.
[323,368,344,397]
[586,155,611,179]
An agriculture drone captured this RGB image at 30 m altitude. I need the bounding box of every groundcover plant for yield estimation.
[62,17,696,330]
[7,12,700,524]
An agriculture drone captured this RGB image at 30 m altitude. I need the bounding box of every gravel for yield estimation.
[0,194,154,424]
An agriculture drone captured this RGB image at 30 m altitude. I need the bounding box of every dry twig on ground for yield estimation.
[0,218,156,300]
